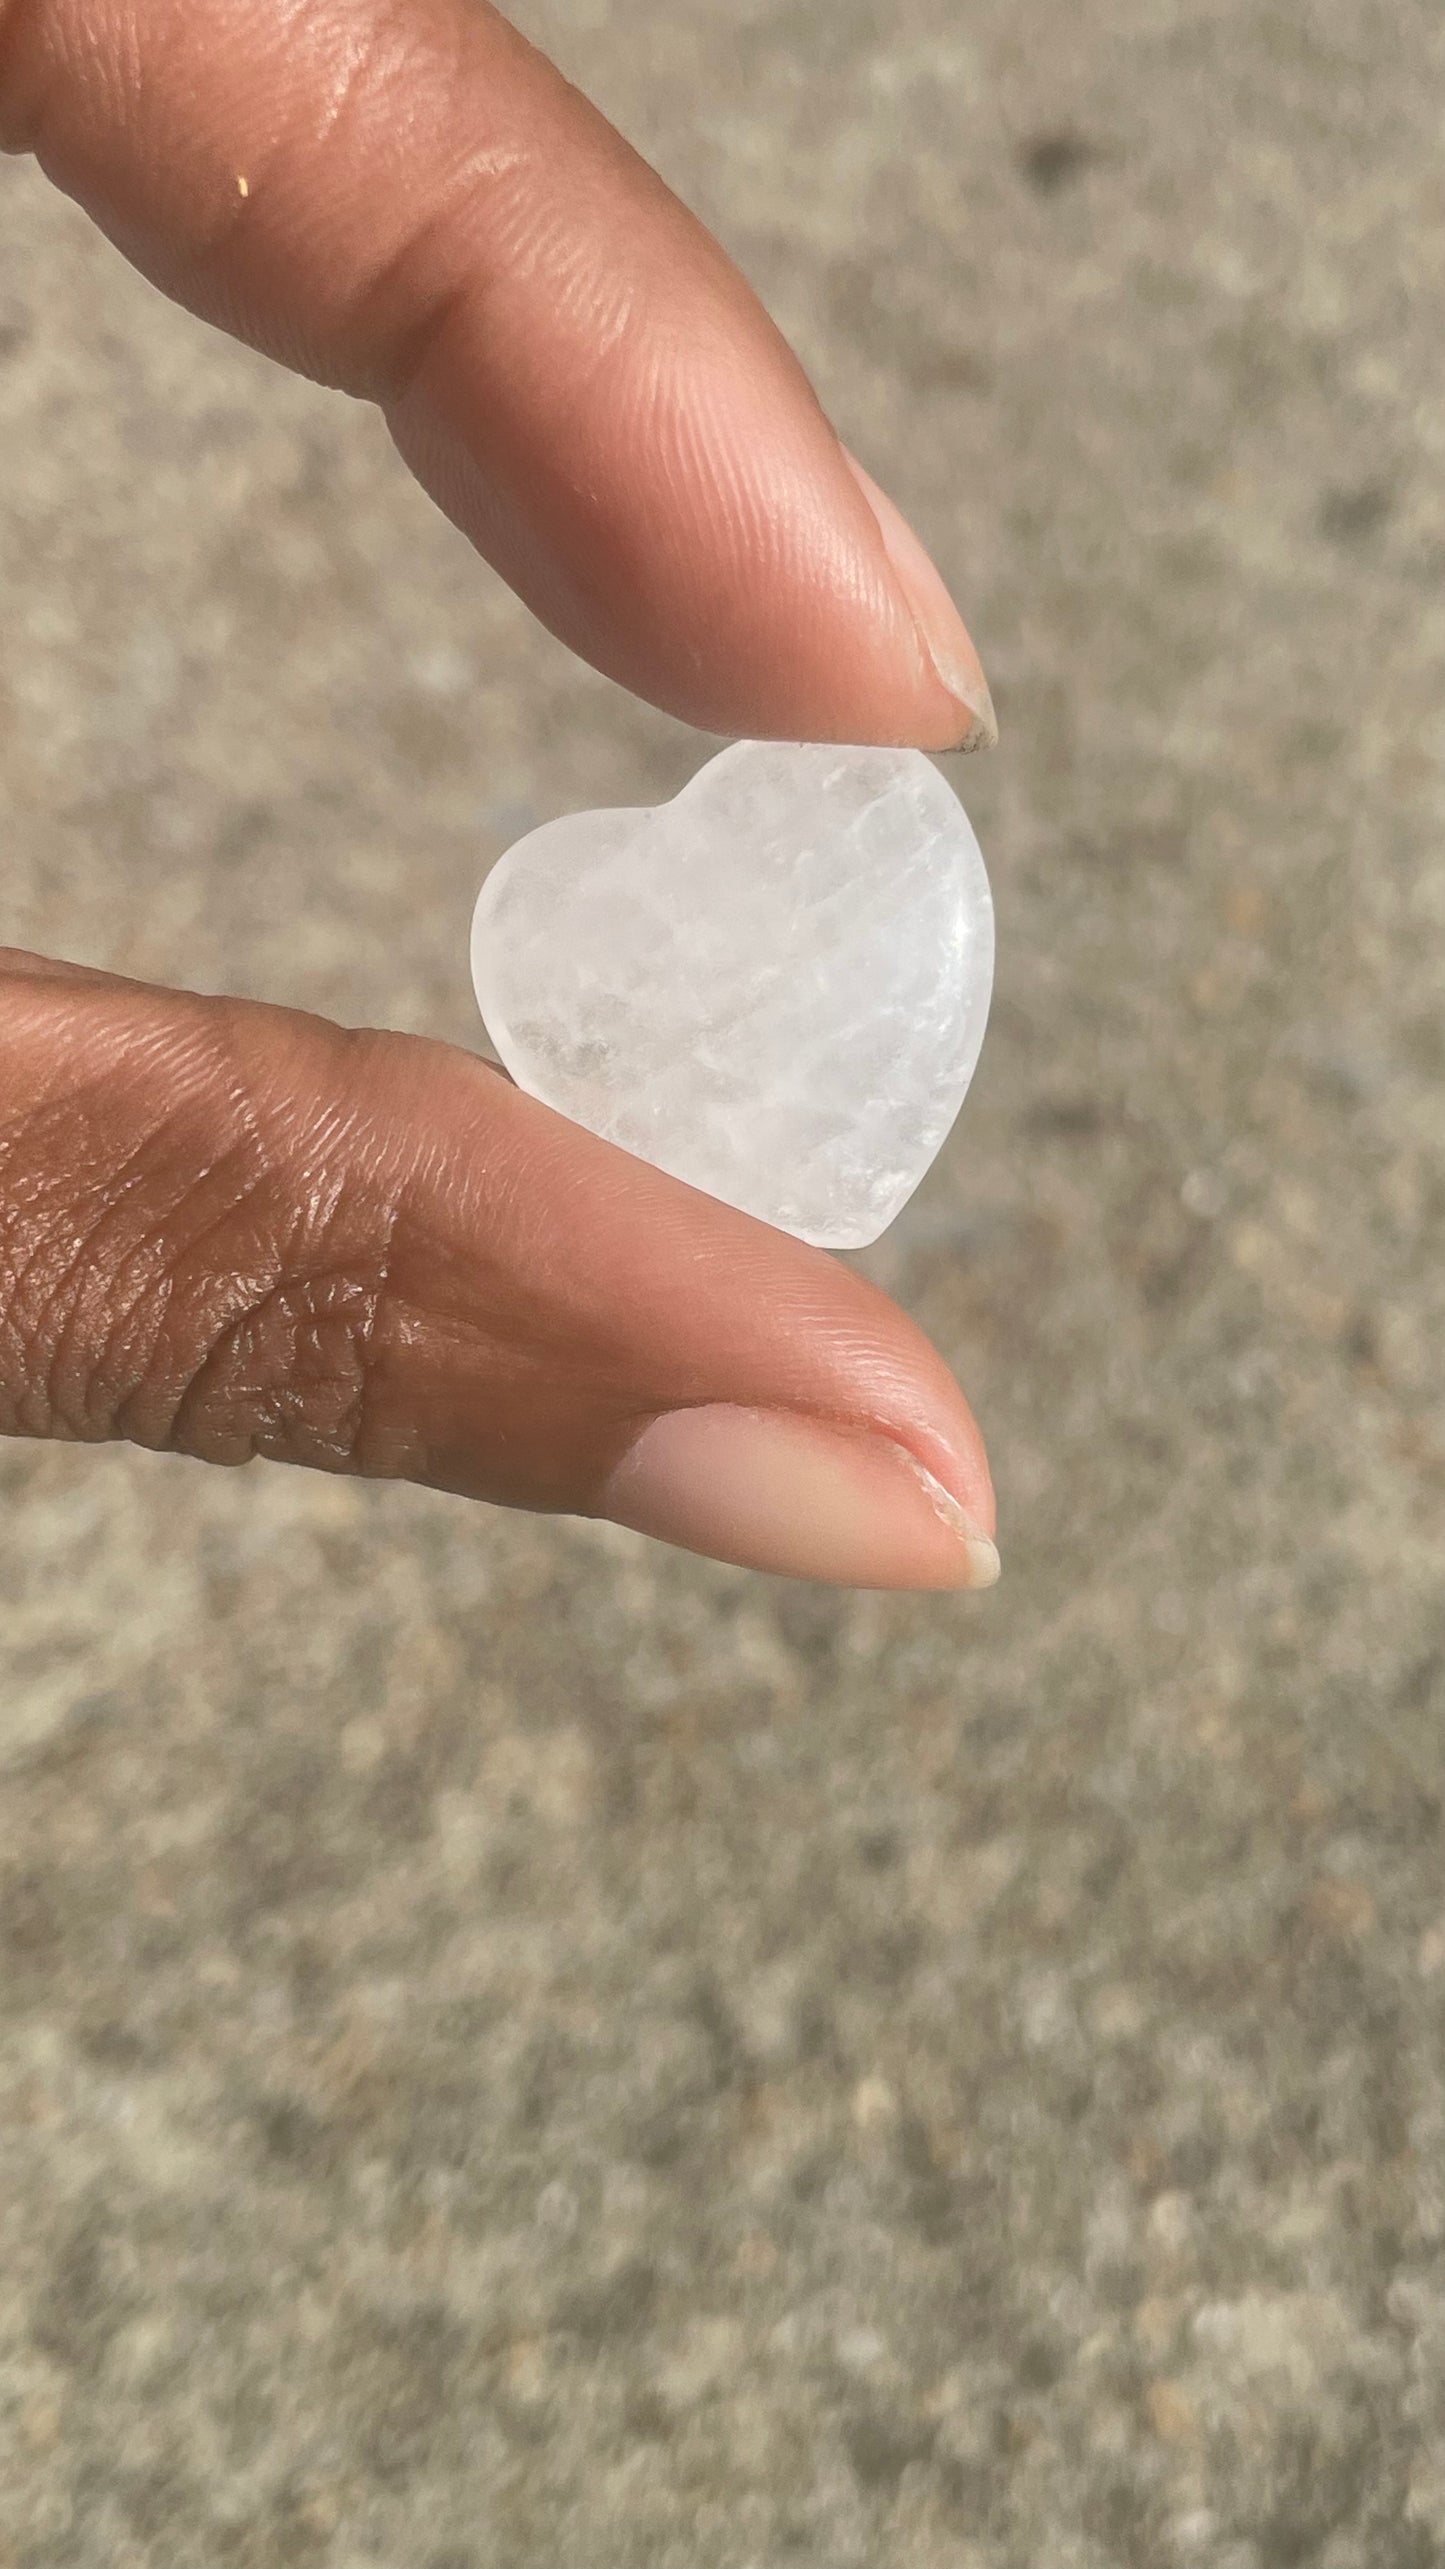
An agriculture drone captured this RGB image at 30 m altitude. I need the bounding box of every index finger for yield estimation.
[0,0,996,746]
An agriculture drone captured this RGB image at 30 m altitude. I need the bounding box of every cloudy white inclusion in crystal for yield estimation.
[471,740,994,1250]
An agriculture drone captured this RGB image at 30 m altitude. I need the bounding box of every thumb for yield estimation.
[0,953,998,1590]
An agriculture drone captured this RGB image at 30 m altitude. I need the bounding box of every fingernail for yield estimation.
[599,1404,1000,1590]
[841,450,998,751]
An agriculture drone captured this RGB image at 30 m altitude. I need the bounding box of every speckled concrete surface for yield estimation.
[1,2,1442,2562]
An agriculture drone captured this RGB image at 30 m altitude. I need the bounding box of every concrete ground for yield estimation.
[1,0,1442,2562]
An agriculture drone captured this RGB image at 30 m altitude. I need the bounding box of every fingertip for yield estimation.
[598,1403,1001,1589]
[839,451,998,751]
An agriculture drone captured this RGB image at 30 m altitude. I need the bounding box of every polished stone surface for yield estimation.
[0,0,1441,2560]
[473,742,993,1247]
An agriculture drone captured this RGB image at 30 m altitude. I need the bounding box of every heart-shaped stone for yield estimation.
[470,740,993,1249]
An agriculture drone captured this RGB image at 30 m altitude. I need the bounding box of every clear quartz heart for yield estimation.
[470,740,993,1250]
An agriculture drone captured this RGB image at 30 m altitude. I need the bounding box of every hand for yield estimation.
[0,0,999,1589]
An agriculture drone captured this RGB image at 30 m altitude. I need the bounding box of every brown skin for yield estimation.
[0,952,992,1531]
[0,0,997,1571]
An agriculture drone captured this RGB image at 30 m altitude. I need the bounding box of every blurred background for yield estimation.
[1,0,1442,2561]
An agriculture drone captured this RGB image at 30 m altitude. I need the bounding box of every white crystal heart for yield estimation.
[470,740,993,1249]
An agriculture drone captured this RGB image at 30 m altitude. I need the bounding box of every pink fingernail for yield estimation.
[841,450,998,751]
[599,1404,1000,1590]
